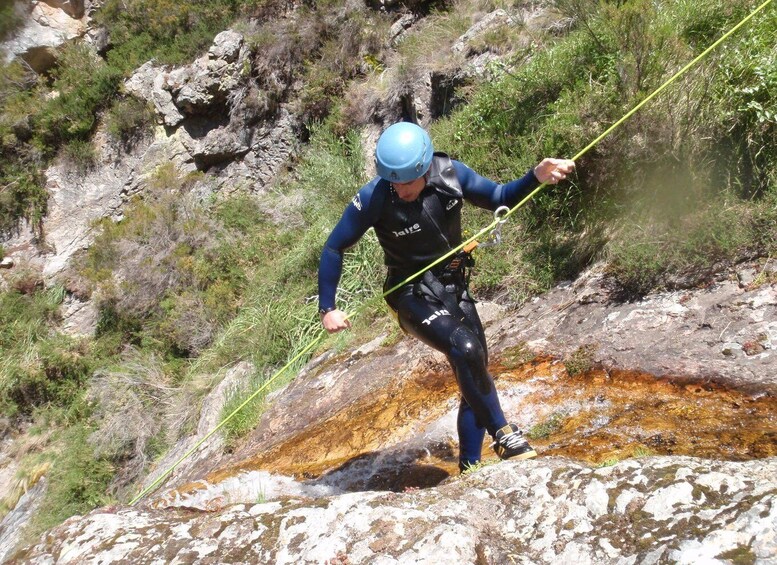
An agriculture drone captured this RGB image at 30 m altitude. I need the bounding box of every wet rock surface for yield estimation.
[489,262,777,394]
[5,261,776,562]
[10,457,777,564]
[4,273,777,562]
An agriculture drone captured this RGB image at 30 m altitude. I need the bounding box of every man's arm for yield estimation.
[454,158,575,210]
[318,182,382,333]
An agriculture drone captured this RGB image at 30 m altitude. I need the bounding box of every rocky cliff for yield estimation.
[9,457,777,564]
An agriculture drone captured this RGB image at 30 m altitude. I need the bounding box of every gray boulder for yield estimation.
[9,457,777,564]
[1,1,88,72]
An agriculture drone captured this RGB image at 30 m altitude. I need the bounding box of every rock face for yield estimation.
[4,268,777,562]
[488,262,777,394]
[1,1,89,72]
[0,478,46,564]
[10,457,777,564]
[2,30,299,288]
[1,126,187,282]
[125,30,298,178]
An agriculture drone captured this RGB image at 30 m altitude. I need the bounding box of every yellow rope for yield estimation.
[128,0,773,506]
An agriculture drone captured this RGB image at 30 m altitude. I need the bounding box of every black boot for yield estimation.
[492,424,537,460]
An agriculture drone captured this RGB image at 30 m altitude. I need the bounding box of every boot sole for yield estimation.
[511,449,538,460]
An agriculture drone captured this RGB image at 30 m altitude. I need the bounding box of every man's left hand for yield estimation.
[533,158,575,185]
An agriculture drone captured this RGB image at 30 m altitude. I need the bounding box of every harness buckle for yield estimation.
[478,205,510,248]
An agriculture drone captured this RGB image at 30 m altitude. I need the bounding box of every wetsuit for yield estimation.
[318,153,540,469]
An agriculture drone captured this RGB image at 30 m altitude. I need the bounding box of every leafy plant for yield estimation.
[0,286,94,417]
[0,0,23,42]
[105,96,156,147]
[564,344,598,377]
[526,412,566,440]
[33,424,115,532]
[33,44,122,150]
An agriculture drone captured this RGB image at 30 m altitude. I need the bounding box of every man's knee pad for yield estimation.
[449,327,491,394]
[449,327,483,362]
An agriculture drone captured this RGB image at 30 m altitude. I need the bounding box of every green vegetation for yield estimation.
[0,285,91,418]
[215,124,388,439]
[564,344,598,377]
[105,96,156,147]
[0,283,121,531]
[527,411,567,440]
[433,0,776,300]
[596,444,657,467]
[501,342,535,369]
[0,0,244,235]
[95,0,243,70]
[0,0,22,42]
[32,423,115,532]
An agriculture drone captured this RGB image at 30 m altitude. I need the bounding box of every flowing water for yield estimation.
[195,356,777,500]
[155,353,777,511]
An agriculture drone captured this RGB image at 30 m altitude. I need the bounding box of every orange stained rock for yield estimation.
[497,358,777,465]
[168,355,777,499]
[235,366,461,477]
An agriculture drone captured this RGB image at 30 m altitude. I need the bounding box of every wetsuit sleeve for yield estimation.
[453,160,541,211]
[318,185,379,311]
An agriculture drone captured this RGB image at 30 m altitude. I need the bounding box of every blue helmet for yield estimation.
[375,122,434,183]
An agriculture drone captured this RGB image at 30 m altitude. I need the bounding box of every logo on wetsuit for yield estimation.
[422,309,450,325]
[392,223,421,237]
[352,194,362,210]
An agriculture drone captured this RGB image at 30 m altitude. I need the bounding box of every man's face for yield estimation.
[391,176,426,202]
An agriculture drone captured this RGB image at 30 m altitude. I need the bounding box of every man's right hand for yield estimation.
[321,309,351,333]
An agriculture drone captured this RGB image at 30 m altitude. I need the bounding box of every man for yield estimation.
[318,122,574,471]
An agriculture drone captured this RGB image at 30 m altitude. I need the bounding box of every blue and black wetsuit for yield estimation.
[318,153,540,470]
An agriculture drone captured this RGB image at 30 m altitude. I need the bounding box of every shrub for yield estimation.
[33,423,115,532]
[80,165,263,357]
[0,162,47,236]
[61,139,96,173]
[0,286,94,416]
[605,192,776,296]
[527,411,566,440]
[432,0,776,300]
[87,350,179,496]
[105,96,156,148]
[96,0,242,69]
[33,44,122,150]
[0,0,23,42]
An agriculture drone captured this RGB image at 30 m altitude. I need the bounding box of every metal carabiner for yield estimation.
[478,206,510,248]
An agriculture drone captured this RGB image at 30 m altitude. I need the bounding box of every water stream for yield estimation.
[160,356,776,509]
[153,353,777,512]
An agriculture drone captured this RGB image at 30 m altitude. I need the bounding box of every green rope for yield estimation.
[128,0,773,506]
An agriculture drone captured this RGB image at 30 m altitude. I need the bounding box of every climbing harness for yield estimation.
[128,0,774,506]
[411,205,508,317]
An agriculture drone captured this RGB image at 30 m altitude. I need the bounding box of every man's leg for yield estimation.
[388,287,508,439]
[457,398,486,471]
[388,284,537,467]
